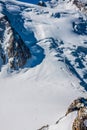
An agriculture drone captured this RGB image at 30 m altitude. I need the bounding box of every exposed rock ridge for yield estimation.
[38,97,87,130]
[66,97,87,130]
[73,0,87,15]
[0,13,31,70]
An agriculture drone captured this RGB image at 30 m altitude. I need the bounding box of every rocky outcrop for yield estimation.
[38,98,87,130]
[73,0,87,15]
[38,1,46,7]
[0,13,31,70]
[38,125,49,130]
[73,17,87,35]
[73,107,87,130]
[66,98,85,115]
[73,0,84,10]
[66,97,87,130]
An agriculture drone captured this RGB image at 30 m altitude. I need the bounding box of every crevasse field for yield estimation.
[0,0,87,130]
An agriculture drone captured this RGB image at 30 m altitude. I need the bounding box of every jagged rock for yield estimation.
[0,13,31,70]
[38,125,49,130]
[38,1,46,7]
[73,0,87,14]
[66,97,87,130]
[73,0,84,10]
[72,18,87,35]
[51,12,60,18]
[72,107,87,130]
[66,97,85,115]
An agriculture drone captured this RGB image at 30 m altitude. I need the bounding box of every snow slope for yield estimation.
[0,0,87,130]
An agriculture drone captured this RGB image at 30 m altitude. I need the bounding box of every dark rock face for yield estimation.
[51,12,60,18]
[0,44,6,69]
[73,18,87,35]
[7,31,31,69]
[38,1,46,7]
[38,125,49,130]
[0,13,31,70]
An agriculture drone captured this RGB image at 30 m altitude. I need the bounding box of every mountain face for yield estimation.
[0,13,31,70]
[0,0,87,130]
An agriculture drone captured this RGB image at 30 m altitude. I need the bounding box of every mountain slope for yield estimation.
[0,0,87,130]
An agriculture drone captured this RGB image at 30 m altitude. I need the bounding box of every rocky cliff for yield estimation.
[0,13,31,70]
[66,97,87,130]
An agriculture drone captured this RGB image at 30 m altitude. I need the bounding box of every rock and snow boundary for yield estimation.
[0,0,87,130]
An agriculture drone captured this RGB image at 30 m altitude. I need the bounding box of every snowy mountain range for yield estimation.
[0,0,87,130]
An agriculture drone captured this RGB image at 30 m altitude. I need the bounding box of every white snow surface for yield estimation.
[0,0,87,130]
[49,111,77,130]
